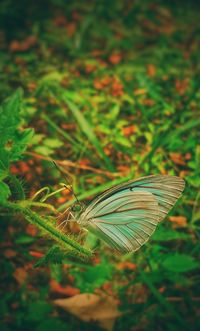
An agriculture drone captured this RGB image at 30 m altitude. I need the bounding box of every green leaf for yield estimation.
[11,129,34,161]
[35,318,67,331]
[0,182,11,202]
[115,135,132,147]
[152,227,191,241]
[34,146,54,156]
[72,261,113,292]
[162,254,198,273]
[0,89,34,169]
[27,301,52,321]
[43,138,64,148]
[29,133,45,145]
[0,169,8,181]
[14,235,36,244]
[0,89,23,146]
[34,246,66,267]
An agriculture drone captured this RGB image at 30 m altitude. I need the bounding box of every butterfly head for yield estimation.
[70,202,84,220]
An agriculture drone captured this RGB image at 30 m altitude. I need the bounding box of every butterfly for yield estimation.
[58,175,185,253]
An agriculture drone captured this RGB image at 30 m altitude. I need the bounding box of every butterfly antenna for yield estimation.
[52,160,81,205]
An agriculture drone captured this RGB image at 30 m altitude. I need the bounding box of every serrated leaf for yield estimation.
[162,254,198,273]
[0,90,34,169]
[11,129,34,161]
[34,246,65,267]
[0,89,23,146]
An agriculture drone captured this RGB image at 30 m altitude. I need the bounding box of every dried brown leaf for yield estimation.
[54,293,121,331]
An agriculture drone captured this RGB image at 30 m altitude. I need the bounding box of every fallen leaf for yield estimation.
[175,79,189,95]
[141,98,155,106]
[94,79,104,90]
[9,36,37,52]
[26,224,38,236]
[61,123,76,130]
[27,82,37,92]
[57,196,67,204]
[134,88,147,96]
[101,282,113,296]
[50,279,80,297]
[53,15,68,27]
[85,64,96,73]
[4,249,17,258]
[78,158,91,166]
[185,153,191,160]
[101,76,112,86]
[117,261,137,271]
[116,165,130,175]
[122,125,136,137]
[29,251,44,258]
[169,152,186,166]
[13,267,27,285]
[109,53,122,65]
[179,170,189,178]
[111,78,124,96]
[54,293,121,331]
[159,286,166,293]
[66,22,76,37]
[91,49,105,57]
[168,216,187,227]
[147,64,156,77]
[10,165,19,174]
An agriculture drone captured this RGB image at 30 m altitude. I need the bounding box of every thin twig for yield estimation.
[24,151,121,178]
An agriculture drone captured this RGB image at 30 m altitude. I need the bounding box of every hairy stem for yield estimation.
[2,201,92,258]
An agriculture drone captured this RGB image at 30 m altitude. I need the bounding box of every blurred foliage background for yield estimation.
[0,0,200,330]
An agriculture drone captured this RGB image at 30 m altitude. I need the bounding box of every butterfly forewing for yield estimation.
[80,191,159,252]
[85,175,185,222]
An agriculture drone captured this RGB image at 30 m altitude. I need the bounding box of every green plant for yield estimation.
[0,90,92,261]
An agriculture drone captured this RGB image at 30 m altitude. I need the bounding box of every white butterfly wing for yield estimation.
[79,175,185,252]
[85,175,185,222]
[80,191,159,252]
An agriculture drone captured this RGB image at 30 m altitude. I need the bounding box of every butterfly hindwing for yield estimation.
[80,191,159,252]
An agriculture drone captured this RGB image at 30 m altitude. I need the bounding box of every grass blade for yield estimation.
[58,174,132,211]
[62,96,114,171]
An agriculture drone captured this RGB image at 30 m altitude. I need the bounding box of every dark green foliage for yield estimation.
[162,253,198,273]
[70,260,113,292]
[0,90,34,201]
[0,89,34,167]
[34,246,66,267]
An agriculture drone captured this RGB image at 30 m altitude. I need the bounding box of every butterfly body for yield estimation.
[64,175,185,253]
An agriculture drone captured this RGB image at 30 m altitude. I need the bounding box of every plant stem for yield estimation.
[2,201,92,258]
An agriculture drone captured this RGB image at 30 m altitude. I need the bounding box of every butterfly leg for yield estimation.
[57,208,71,231]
